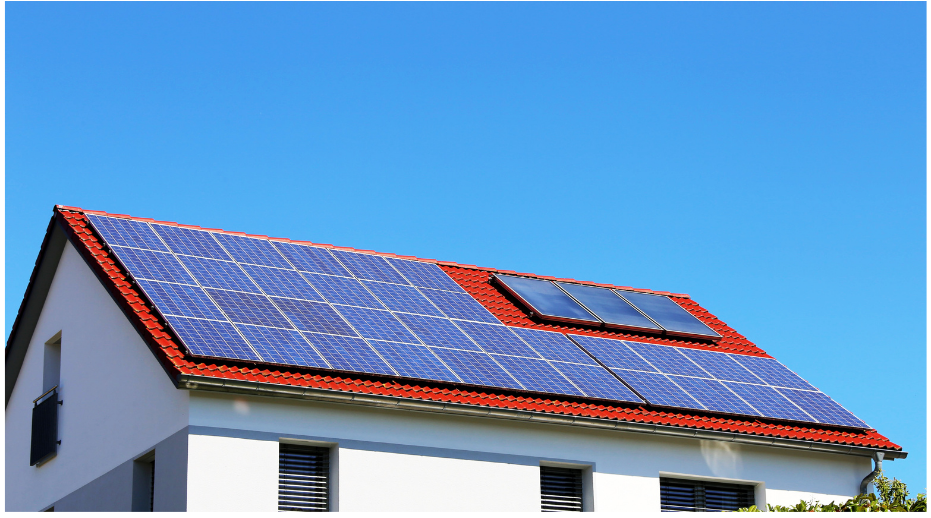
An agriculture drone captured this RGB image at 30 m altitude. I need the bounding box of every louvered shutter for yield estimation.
[540,466,583,512]
[660,478,754,512]
[279,444,330,512]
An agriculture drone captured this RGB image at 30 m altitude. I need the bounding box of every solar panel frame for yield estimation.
[730,355,816,390]
[301,332,396,376]
[86,214,169,252]
[335,306,420,344]
[205,289,295,329]
[177,256,263,294]
[494,275,601,325]
[454,321,542,358]
[240,264,325,302]
[428,347,523,390]
[777,389,868,428]
[135,279,226,320]
[234,324,331,369]
[151,224,230,260]
[623,341,709,377]
[510,327,599,365]
[676,348,764,384]
[723,382,815,423]
[110,246,197,285]
[366,340,461,383]
[420,288,501,324]
[301,273,385,309]
[668,376,761,416]
[361,281,444,317]
[550,362,644,403]
[271,298,358,336]
[393,314,483,352]
[331,250,410,285]
[614,291,722,340]
[556,282,662,332]
[385,257,465,292]
[213,233,292,269]
[490,355,583,396]
[612,369,704,410]
[273,242,351,277]
[165,316,261,361]
[568,335,657,372]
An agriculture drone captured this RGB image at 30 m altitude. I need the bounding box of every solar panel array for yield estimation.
[568,335,868,428]
[86,214,868,429]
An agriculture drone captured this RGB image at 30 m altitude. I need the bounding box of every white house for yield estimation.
[5,206,905,512]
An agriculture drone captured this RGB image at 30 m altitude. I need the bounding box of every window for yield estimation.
[279,443,330,512]
[31,333,63,467]
[132,452,155,511]
[541,466,583,512]
[660,477,755,512]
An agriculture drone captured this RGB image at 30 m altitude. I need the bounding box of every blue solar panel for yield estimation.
[669,376,760,416]
[151,224,229,260]
[240,264,323,301]
[177,256,261,293]
[510,328,598,365]
[556,283,661,331]
[723,382,815,422]
[491,355,582,396]
[213,233,291,268]
[111,246,197,285]
[612,369,703,409]
[551,362,643,402]
[420,288,500,323]
[87,214,169,252]
[367,340,461,383]
[455,321,541,358]
[386,258,464,292]
[623,341,708,377]
[362,281,443,317]
[235,324,330,369]
[273,242,351,276]
[206,289,294,329]
[271,298,357,336]
[394,314,482,352]
[676,348,763,384]
[777,389,868,428]
[331,250,409,284]
[301,332,395,375]
[301,273,385,309]
[730,355,815,390]
[568,335,656,372]
[428,348,522,389]
[495,275,600,324]
[136,279,225,320]
[336,306,419,343]
[614,291,721,339]
[166,316,260,361]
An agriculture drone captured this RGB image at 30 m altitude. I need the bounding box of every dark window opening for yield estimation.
[279,443,330,512]
[30,387,60,466]
[660,477,755,512]
[541,466,583,512]
[132,453,155,512]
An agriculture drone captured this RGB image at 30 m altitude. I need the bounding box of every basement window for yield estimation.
[279,443,330,512]
[659,477,755,512]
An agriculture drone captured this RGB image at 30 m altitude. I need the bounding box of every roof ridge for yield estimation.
[57,206,690,298]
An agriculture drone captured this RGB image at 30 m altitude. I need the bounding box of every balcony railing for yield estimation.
[30,386,61,466]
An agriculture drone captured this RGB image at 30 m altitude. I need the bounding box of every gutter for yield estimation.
[176,374,907,461]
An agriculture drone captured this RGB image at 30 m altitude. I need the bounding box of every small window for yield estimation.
[541,466,583,512]
[132,452,155,511]
[660,477,755,512]
[279,443,330,512]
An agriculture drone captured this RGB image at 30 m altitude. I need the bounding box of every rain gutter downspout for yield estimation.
[859,451,884,495]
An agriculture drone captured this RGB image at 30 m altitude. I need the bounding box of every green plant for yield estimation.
[736,472,926,512]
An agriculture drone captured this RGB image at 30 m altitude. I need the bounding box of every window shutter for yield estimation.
[540,466,583,512]
[660,477,754,512]
[279,444,330,512]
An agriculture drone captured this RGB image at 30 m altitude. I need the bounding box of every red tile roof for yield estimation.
[52,206,901,452]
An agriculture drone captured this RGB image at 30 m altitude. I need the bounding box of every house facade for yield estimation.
[5,206,905,512]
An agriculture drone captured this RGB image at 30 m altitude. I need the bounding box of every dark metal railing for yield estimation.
[30,386,61,466]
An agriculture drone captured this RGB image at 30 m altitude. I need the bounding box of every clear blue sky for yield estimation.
[7,2,925,493]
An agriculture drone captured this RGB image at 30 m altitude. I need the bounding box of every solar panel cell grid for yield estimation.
[177,256,262,293]
[623,341,708,377]
[213,233,292,268]
[331,250,409,284]
[136,279,225,320]
[367,340,461,383]
[206,289,295,329]
[491,355,583,396]
[612,369,704,410]
[428,348,523,390]
[240,264,324,302]
[273,242,351,276]
[568,335,656,372]
[112,247,197,285]
[731,356,816,390]
[336,306,420,344]
[362,281,443,317]
[677,349,763,384]
[301,332,395,375]
[272,298,358,336]
[394,314,482,351]
[386,258,464,292]
[87,215,169,252]
[669,376,760,416]
[235,324,330,369]
[777,389,868,428]
[152,225,230,260]
[301,273,385,309]
[420,288,501,324]
[510,327,598,365]
[723,382,815,422]
[166,316,260,361]
[455,321,541,358]
[551,362,643,403]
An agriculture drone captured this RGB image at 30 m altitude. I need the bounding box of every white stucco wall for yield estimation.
[187,434,278,512]
[5,242,190,511]
[189,391,872,512]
